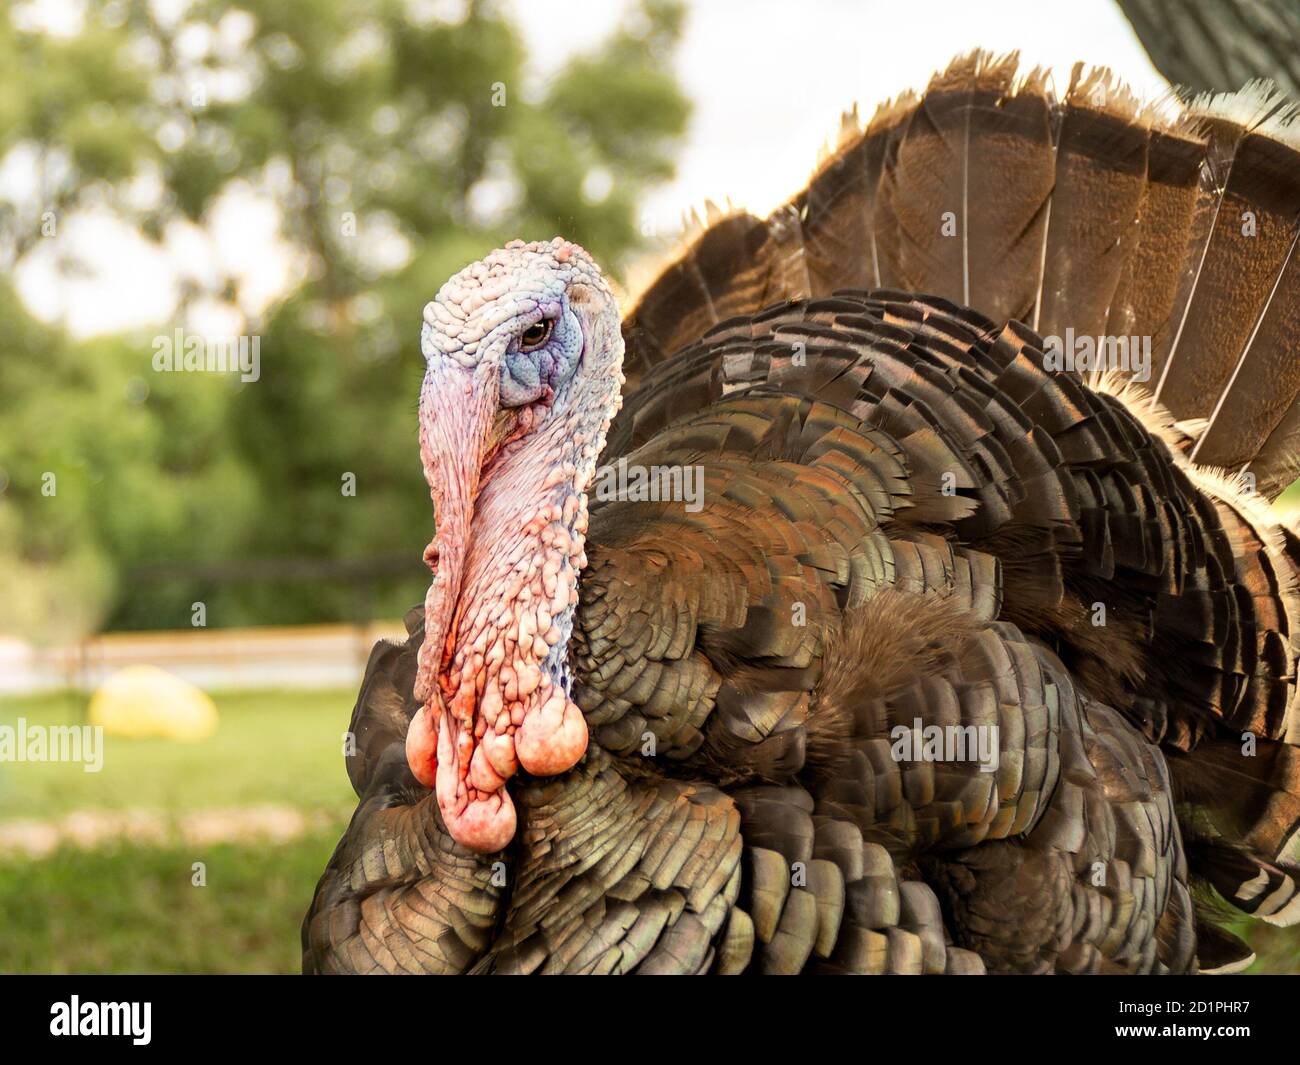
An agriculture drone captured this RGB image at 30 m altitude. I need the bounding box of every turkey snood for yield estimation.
[407,238,625,852]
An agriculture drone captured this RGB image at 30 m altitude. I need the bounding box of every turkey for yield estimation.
[303,52,1300,975]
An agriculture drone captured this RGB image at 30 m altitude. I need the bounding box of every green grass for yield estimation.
[1276,478,1300,519]
[0,688,357,818]
[0,687,357,973]
[0,828,344,973]
[3,834,1290,975]
[1,688,1296,974]
[1236,920,1300,976]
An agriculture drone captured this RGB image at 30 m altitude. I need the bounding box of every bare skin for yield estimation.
[408,238,624,852]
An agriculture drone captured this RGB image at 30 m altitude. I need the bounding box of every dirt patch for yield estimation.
[0,805,340,858]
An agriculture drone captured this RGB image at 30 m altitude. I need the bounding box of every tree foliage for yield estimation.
[0,0,689,637]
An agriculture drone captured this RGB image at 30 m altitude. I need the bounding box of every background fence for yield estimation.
[0,620,407,696]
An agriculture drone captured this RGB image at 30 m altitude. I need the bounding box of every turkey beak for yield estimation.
[408,359,518,853]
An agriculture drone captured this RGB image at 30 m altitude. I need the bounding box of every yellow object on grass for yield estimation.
[88,665,218,741]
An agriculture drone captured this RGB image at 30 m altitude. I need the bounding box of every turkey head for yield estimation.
[407,237,625,853]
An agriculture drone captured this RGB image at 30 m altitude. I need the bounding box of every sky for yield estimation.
[519,0,1166,232]
[11,0,1167,337]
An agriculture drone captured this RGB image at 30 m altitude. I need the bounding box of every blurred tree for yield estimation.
[1117,0,1300,97]
[0,0,690,636]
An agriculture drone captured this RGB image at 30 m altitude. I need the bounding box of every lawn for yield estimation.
[0,688,358,818]
[1,687,1296,974]
[0,687,357,974]
[0,829,343,974]
[1237,920,1300,976]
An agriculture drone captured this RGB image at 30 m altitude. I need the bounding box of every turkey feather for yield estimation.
[306,51,1300,976]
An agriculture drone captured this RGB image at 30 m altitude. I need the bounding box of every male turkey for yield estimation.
[303,53,1300,974]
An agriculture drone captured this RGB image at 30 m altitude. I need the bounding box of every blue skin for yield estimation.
[499,300,585,408]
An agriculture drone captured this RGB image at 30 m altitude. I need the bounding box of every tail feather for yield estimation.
[1191,226,1300,474]
[1156,92,1300,432]
[966,66,1055,323]
[621,232,719,391]
[1170,733,1300,944]
[874,53,987,304]
[1193,918,1257,973]
[620,205,813,392]
[1104,114,1206,355]
[1144,95,1251,394]
[1035,66,1150,348]
[1170,735,1300,864]
[1253,390,1300,499]
[873,52,1058,320]
[625,50,1300,498]
[800,107,878,295]
[1193,841,1300,925]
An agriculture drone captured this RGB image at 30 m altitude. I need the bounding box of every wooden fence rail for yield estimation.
[0,620,407,696]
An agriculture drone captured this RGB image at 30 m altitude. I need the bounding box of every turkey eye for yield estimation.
[519,319,553,351]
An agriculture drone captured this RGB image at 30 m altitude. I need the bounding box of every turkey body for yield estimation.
[303,54,1300,974]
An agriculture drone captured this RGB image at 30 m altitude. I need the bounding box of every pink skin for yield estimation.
[408,238,624,853]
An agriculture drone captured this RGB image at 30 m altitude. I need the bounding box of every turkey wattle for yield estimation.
[303,53,1300,975]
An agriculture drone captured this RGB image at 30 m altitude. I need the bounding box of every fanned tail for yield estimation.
[622,50,1300,967]
[624,50,1300,499]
